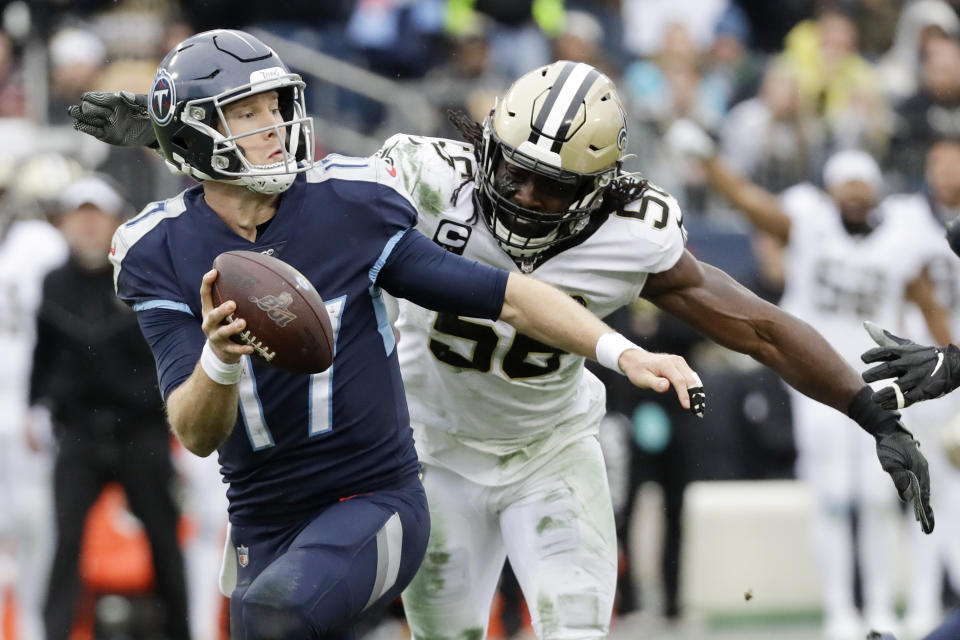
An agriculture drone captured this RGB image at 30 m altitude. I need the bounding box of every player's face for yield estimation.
[493,158,579,215]
[829,180,875,225]
[222,91,286,167]
[59,204,119,268]
[926,141,960,208]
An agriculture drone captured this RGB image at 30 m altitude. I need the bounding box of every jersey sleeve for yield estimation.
[779,183,824,228]
[376,133,477,221]
[622,183,688,274]
[136,308,204,400]
[108,202,201,400]
[375,229,508,320]
[110,202,191,313]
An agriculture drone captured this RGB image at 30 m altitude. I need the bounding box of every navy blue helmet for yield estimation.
[148,29,315,194]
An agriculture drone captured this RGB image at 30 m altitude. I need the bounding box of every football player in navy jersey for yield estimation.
[97,30,705,640]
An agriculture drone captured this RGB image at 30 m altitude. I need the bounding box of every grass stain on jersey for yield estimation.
[536,515,560,535]
[416,183,445,216]
[497,449,529,468]
[394,144,447,216]
[538,594,559,636]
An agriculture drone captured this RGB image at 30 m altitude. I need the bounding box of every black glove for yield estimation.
[848,386,934,534]
[947,216,960,258]
[66,91,158,148]
[861,320,960,410]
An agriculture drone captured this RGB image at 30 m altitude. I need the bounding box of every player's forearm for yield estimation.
[498,273,612,360]
[166,365,239,456]
[746,310,864,411]
[703,156,791,242]
[649,262,862,412]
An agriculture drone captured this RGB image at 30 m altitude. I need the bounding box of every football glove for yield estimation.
[664,118,717,160]
[847,386,935,534]
[67,91,158,148]
[861,320,960,410]
[947,216,960,258]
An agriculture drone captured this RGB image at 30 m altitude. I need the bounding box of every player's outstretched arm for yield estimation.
[67,91,158,148]
[861,321,960,410]
[498,273,706,417]
[166,269,255,457]
[665,118,791,242]
[644,250,934,533]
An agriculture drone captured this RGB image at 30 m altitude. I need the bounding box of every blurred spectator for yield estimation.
[28,175,189,640]
[852,0,902,59]
[622,23,729,211]
[8,152,84,225]
[889,36,960,189]
[183,0,354,34]
[47,27,106,125]
[620,0,729,58]
[702,2,766,109]
[0,153,68,640]
[735,0,816,53]
[420,18,506,139]
[0,31,25,118]
[458,0,558,79]
[347,0,445,79]
[719,57,826,194]
[551,9,615,76]
[876,0,959,106]
[623,23,728,130]
[781,6,891,155]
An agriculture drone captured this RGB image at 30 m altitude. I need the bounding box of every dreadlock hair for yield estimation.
[599,173,651,216]
[447,109,485,213]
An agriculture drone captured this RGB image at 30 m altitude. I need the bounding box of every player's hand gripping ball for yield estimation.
[212,250,334,374]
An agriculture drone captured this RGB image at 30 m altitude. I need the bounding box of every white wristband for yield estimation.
[200,340,243,385]
[596,332,644,373]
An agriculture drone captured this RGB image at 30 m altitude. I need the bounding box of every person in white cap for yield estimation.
[667,118,951,640]
[27,173,191,640]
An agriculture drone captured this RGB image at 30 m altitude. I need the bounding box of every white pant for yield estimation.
[0,430,54,640]
[790,389,900,632]
[403,435,617,640]
[902,397,960,634]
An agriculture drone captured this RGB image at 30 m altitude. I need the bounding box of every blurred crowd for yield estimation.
[4,0,960,639]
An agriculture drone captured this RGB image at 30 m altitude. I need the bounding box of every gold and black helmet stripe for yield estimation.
[528,62,602,154]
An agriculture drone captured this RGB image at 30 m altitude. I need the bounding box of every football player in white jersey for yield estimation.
[67,60,935,640]
[0,158,69,640]
[668,119,952,639]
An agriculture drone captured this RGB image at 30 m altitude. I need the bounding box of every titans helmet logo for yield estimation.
[149,70,175,125]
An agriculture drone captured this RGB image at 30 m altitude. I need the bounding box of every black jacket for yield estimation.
[29,257,166,437]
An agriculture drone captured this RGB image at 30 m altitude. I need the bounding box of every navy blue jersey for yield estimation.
[110,156,508,525]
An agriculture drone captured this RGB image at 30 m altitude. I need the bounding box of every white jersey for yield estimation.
[890,194,960,438]
[777,184,930,368]
[0,218,67,431]
[891,193,960,342]
[379,134,686,484]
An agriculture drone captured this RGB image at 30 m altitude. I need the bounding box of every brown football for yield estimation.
[211,250,334,374]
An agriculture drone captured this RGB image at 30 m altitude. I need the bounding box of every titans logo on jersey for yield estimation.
[109,156,507,525]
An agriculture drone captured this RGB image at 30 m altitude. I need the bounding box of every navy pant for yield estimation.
[228,474,428,639]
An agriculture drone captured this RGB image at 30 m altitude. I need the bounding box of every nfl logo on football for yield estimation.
[237,544,250,568]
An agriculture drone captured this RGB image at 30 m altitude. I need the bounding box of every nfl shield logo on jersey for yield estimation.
[237,544,249,568]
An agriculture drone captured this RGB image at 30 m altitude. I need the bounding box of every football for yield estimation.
[211,250,334,374]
